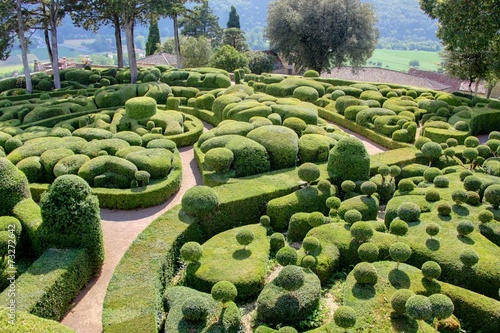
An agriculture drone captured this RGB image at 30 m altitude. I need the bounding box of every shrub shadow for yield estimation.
[437,214,452,222]
[390,311,419,333]
[421,278,441,294]
[352,283,376,300]
[425,239,440,251]
[232,248,251,260]
[457,235,475,245]
[388,269,411,289]
[452,205,470,217]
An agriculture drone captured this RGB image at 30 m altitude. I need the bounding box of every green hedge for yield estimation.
[469,108,500,135]
[0,248,93,320]
[13,199,43,256]
[0,307,75,333]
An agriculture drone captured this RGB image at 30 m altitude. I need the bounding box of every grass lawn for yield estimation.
[366,49,443,72]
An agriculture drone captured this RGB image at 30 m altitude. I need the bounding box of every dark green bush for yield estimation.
[211,281,237,304]
[301,255,316,268]
[0,157,31,216]
[297,162,321,184]
[398,179,416,192]
[344,209,362,224]
[236,228,255,248]
[391,289,415,315]
[478,210,494,223]
[452,190,469,205]
[277,265,305,291]
[16,156,45,183]
[293,86,319,103]
[437,202,452,216]
[421,261,441,280]
[333,306,357,329]
[434,175,450,188]
[457,219,474,237]
[302,236,321,254]
[357,242,379,262]
[406,295,432,321]
[327,136,370,183]
[426,222,440,238]
[423,167,442,182]
[425,189,440,202]
[463,175,482,192]
[341,180,356,194]
[338,195,379,221]
[350,221,373,243]
[181,296,210,321]
[181,185,219,218]
[484,184,500,209]
[390,218,409,237]
[352,262,378,284]
[389,242,412,269]
[360,181,377,197]
[270,232,285,254]
[464,136,480,148]
[276,246,298,266]
[459,248,479,267]
[397,202,421,222]
[429,293,454,320]
[180,241,203,263]
[125,148,173,179]
[53,154,90,177]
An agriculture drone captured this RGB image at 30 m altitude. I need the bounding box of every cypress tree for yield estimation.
[227,6,240,29]
[146,19,161,56]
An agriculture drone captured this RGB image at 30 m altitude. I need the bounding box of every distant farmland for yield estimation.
[365,49,443,72]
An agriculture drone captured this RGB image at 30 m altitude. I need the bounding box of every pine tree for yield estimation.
[146,19,161,56]
[227,5,240,29]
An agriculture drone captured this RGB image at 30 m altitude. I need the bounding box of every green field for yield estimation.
[365,49,443,72]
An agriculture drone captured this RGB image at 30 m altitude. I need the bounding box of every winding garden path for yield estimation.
[60,122,386,333]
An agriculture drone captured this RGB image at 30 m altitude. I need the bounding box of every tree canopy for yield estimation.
[145,19,160,56]
[266,0,379,73]
[179,0,222,48]
[227,5,240,29]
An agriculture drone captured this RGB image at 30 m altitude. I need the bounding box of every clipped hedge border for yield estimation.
[0,248,93,321]
[319,107,411,150]
[12,198,44,256]
[29,149,183,210]
[0,307,75,333]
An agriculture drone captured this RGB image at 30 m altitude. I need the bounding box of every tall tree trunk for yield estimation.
[17,0,32,93]
[44,27,53,64]
[113,15,124,68]
[50,0,60,89]
[173,14,182,68]
[124,18,137,83]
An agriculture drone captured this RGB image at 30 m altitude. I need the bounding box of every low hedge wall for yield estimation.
[29,150,183,209]
[12,198,43,256]
[0,307,75,333]
[469,108,500,135]
[0,248,93,320]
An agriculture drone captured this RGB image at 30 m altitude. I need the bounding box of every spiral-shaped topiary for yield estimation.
[421,261,441,280]
[181,185,219,218]
[389,242,412,269]
[390,289,415,315]
[390,219,409,237]
[205,147,234,173]
[276,246,298,266]
[302,236,321,254]
[357,242,379,263]
[211,281,238,304]
[429,294,454,320]
[182,296,210,321]
[460,248,479,267]
[406,295,432,321]
[360,181,377,197]
[397,202,421,222]
[334,306,357,330]
[277,265,305,290]
[425,222,440,239]
[344,209,363,224]
[478,210,494,223]
[456,219,474,237]
[180,241,203,262]
[350,222,374,243]
[353,262,378,284]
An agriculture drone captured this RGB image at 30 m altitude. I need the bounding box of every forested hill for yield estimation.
[209,0,440,50]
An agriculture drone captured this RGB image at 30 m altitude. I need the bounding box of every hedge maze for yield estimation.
[1,66,500,332]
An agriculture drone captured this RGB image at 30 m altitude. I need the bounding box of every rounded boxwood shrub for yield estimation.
[205,147,234,173]
[459,248,479,267]
[456,219,474,237]
[446,138,458,147]
[462,147,479,163]
[283,117,307,136]
[39,175,103,273]
[433,175,450,188]
[308,211,325,227]
[390,219,409,237]
[297,162,320,184]
[421,261,441,280]
[406,295,432,321]
[344,209,362,224]
[489,131,500,140]
[317,179,332,192]
[391,289,415,315]
[211,281,238,304]
[464,136,480,148]
[397,202,421,222]
[125,96,157,119]
[437,202,452,216]
[327,136,370,183]
[389,242,412,269]
[334,306,357,330]
[425,189,440,202]
[423,167,442,182]
[484,184,500,209]
[302,236,321,254]
[357,242,379,263]
[465,190,479,206]
[353,262,378,284]
[326,197,341,209]
[421,141,443,162]
[182,296,210,321]
[463,175,482,192]
[270,232,285,253]
[429,293,454,320]
[360,181,377,197]
[341,180,356,194]
[303,69,320,78]
[278,327,298,333]
[277,265,305,291]
[415,136,432,150]
[477,144,492,158]
[180,241,203,263]
[16,156,44,183]
[236,228,255,248]
[293,86,319,103]
[398,179,415,192]
[478,210,494,223]
[390,165,401,178]
[260,215,271,227]
[452,190,468,205]
[181,185,219,217]
[426,222,440,239]
[454,121,470,131]
[350,222,373,243]
[301,255,316,268]
[378,164,390,177]
[53,154,90,177]
[276,246,298,266]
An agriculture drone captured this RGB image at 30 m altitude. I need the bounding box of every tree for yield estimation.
[16,0,32,92]
[223,27,249,52]
[0,1,16,61]
[209,44,248,72]
[419,0,500,97]
[266,0,379,73]
[227,5,240,29]
[145,19,160,56]
[179,0,222,48]
[182,36,212,68]
[247,51,275,74]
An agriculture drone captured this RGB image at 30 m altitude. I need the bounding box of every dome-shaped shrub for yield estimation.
[444,147,455,158]
[125,96,157,119]
[425,189,440,202]
[478,210,494,223]
[454,121,470,131]
[423,167,442,183]
[0,158,30,216]
[317,179,332,192]
[415,136,431,150]
[459,249,479,267]
[180,241,203,262]
[344,209,362,224]
[302,236,321,254]
[421,141,443,163]
[484,184,500,209]
[327,136,370,183]
[425,222,440,239]
[459,170,473,181]
[436,202,452,216]
[456,219,474,237]
[276,246,297,266]
[326,197,341,209]
[277,265,305,290]
[308,211,325,227]
[397,202,421,222]
[406,295,432,321]
[341,180,356,194]
[334,306,357,330]
[293,86,319,103]
[350,222,373,243]
[464,136,480,148]
[303,70,320,78]
[378,164,390,177]
[391,289,415,315]
[489,131,500,140]
[421,261,441,280]
[390,165,401,178]
[282,117,307,136]
[433,175,449,188]
[236,228,255,248]
[278,327,298,333]
[270,232,286,253]
[398,179,415,192]
[462,147,479,163]
[452,190,468,205]
[390,219,409,237]
[429,294,454,320]
[357,242,379,263]
[477,144,492,158]
[211,281,238,304]
[446,138,458,147]
[360,181,377,197]
[205,147,234,172]
[389,242,412,269]
[297,162,321,184]
[260,215,271,227]
[181,185,219,217]
[463,176,482,192]
[353,262,378,284]
[182,296,210,321]
[301,255,316,269]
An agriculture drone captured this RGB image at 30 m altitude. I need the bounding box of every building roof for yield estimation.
[137,52,177,67]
